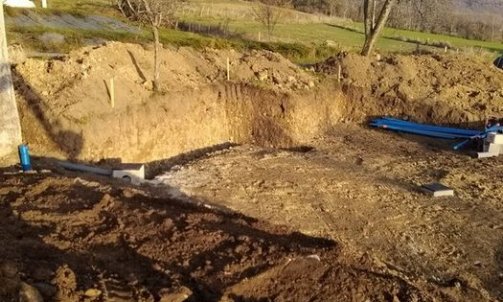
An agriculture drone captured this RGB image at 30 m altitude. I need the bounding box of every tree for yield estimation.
[361,0,397,56]
[252,0,285,40]
[117,0,178,92]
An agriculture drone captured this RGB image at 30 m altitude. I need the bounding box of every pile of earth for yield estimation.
[317,52,503,125]
[12,42,334,163]
[0,171,476,302]
[14,41,316,96]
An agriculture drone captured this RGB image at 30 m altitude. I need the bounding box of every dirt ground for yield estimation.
[0,170,464,302]
[3,42,503,301]
[155,124,503,301]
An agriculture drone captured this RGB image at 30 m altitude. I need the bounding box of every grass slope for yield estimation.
[5,0,503,63]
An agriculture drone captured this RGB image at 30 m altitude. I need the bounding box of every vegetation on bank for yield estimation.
[5,0,503,64]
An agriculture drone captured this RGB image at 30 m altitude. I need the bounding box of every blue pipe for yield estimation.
[370,123,463,139]
[373,118,477,133]
[371,117,503,150]
[18,144,32,172]
[372,118,480,136]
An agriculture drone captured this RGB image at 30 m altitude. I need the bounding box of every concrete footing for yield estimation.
[112,164,145,184]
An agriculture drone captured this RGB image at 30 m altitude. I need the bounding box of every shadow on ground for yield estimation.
[0,170,336,301]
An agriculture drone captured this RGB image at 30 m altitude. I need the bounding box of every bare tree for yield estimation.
[117,0,178,92]
[253,0,285,40]
[361,0,397,56]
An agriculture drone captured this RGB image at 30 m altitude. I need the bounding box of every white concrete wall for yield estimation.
[0,4,22,159]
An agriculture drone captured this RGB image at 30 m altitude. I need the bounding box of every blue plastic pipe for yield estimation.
[372,118,480,136]
[371,117,503,150]
[18,144,32,171]
[370,123,463,139]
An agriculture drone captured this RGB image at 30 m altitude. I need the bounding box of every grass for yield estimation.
[5,0,503,63]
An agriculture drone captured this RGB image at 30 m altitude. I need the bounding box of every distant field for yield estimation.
[182,0,503,55]
[5,0,503,61]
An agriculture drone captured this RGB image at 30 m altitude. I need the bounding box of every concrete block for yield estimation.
[421,183,454,197]
[487,132,503,144]
[483,142,503,154]
[477,152,499,158]
[112,164,145,185]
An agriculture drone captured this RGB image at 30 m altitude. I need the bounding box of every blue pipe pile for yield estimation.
[370,117,503,150]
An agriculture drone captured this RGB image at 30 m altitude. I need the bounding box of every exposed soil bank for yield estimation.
[13,42,343,163]
[13,43,503,165]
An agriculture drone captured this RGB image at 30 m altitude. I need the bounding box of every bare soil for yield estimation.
[0,171,455,302]
[4,42,503,301]
[156,124,503,301]
[318,52,503,124]
[13,42,337,162]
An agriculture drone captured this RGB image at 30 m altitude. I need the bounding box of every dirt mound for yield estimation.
[0,172,456,301]
[15,41,315,97]
[317,52,503,124]
[13,42,340,163]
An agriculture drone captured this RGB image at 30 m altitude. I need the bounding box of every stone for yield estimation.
[272,73,282,84]
[33,283,57,298]
[32,267,54,281]
[159,286,193,302]
[84,288,102,297]
[19,282,44,302]
[256,70,268,81]
[0,261,18,278]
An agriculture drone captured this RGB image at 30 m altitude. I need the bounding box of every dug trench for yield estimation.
[3,42,503,301]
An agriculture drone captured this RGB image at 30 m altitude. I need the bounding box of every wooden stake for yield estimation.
[110,78,115,108]
[258,31,261,42]
[337,65,342,83]
[226,57,230,81]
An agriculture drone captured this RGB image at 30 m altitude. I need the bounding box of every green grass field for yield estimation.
[5,0,503,63]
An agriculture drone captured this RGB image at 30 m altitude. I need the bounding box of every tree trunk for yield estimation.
[152,25,160,92]
[363,0,372,37]
[361,0,397,56]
